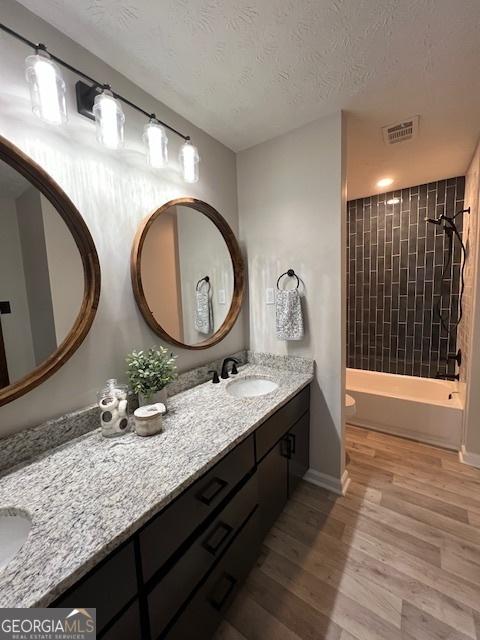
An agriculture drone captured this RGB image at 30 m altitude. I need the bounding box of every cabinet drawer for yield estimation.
[165,507,261,640]
[148,472,258,639]
[54,542,137,634]
[140,435,254,583]
[99,600,141,640]
[255,386,310,461]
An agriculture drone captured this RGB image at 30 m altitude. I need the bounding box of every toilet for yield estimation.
[345,394,356,418]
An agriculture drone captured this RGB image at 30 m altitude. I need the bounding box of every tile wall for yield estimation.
[347,177,465,378]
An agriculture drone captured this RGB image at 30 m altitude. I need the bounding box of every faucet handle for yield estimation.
[231,362,238,375]
[208,370,220,384]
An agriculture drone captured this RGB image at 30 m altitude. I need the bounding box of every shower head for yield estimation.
[425,217,442,225]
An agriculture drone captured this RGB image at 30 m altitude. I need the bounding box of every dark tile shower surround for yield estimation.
[347,177,465,379]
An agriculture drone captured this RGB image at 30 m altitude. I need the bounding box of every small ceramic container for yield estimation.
[134,403,166,437]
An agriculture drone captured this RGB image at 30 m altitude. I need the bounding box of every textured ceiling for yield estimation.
[14,0,480,197]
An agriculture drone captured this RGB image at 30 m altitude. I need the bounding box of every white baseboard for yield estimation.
[459,446,480,469]
[304,468,350,495]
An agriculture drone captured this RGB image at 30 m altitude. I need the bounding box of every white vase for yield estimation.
[138,387,168,411]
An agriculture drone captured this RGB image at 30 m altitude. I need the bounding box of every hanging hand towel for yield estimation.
[195,287,213,335]
[276,289,304,341]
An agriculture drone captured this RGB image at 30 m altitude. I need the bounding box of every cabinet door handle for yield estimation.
[202,521,233,555]
[289,433,296,454]
[280,436,291,459]
[208,572,237,611]
[196,477,228,506]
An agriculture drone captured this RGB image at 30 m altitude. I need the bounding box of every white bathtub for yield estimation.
[346,368,463,450]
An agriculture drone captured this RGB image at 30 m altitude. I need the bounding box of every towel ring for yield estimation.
[196,275,211,293]
[276,269,300,290]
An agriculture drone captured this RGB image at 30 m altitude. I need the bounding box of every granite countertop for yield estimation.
[0,361,312,608]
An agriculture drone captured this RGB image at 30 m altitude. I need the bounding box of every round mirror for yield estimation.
[131,198,244,349]
[0,135,100,406]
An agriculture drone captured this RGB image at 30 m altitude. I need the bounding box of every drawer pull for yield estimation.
[208,572,237,611]
[289,433,296,454]
[280,436,291,459]
[196,477,228,506]
[202,522,233,555]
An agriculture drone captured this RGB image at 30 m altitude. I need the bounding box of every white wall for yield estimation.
[237,113,346,484]
[0,196,35,382]
[460,137,480,463]
[0,0,245,435]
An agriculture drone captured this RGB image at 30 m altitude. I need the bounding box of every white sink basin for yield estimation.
[0,510,31,571]
[227,376,279,398]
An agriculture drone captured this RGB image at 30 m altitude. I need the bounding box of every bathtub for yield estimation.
[346,368,463,450]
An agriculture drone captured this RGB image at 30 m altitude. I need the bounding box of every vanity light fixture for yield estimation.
[1,23,199,181]
[25,44,67,125]
[144,115,168,168]
[179,138,200,183]
[387,197,400,205]
[93,85,125,150]
[377,177,394,188]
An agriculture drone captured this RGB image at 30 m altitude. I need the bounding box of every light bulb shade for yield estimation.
[143,120,168,168]
[93,89,125,149]
[25,50,67,125]
[179,140,199,183]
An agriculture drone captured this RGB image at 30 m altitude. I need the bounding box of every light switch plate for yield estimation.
[218,289,226,304]
[266,288,275,305]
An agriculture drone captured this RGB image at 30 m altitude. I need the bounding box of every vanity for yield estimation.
[0,135,313,638]
[0,357,312,639]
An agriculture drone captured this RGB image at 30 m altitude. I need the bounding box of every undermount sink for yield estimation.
[227,376,279,398]
[0,510,31,571]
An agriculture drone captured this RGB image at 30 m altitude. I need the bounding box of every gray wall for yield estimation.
[176,207,234,344]
[0,0,245,435]
[16,187,57,366]
[237,113,346,485]
[0,196,35,382]
[41,195,84,344]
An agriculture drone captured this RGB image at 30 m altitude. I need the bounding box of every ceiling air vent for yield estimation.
[382,116,419,145]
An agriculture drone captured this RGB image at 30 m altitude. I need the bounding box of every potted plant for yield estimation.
[126,346,177,408]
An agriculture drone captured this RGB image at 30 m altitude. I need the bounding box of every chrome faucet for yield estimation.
[220,357,239,379]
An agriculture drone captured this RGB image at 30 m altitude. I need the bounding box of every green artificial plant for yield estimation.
[126,346,177,401]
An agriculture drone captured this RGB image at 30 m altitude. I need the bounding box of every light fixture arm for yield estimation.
[0,22,190,142]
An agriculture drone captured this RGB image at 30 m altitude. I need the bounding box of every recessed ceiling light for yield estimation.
[377,178,394,188]
[387,198,400,205]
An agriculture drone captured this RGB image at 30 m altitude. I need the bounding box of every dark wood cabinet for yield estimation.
[51,385,310,640]
[54,541,137,635]
[147,473,258,639]
[99,601,142,640]
[288,412,310,495]
[165,508,261,640]
[255,386,309,461]
[257,437,289,538]
[140,435,255,584]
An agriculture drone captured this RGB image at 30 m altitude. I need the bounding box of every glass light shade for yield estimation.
[25,50,67,125]
[179,140,199,183]
[144,120,168,168]
[93,89,125,149]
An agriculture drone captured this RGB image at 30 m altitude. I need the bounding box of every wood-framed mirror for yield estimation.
[0,135,100,406]
[131,198,244,350]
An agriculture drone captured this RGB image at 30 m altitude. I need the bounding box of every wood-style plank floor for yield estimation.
[214,425,480,640]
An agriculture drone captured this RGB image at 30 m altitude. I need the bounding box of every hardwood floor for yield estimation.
[215,425,480,640]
